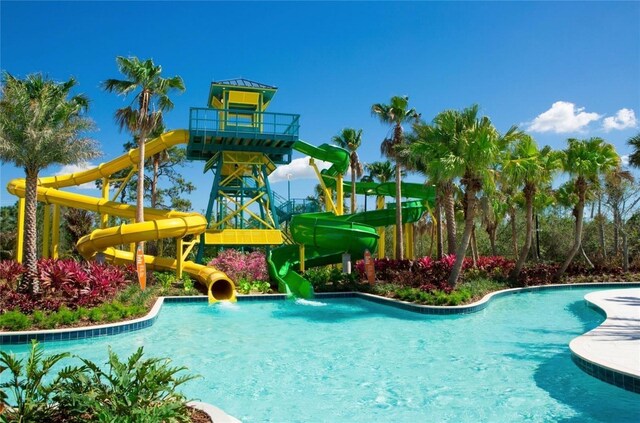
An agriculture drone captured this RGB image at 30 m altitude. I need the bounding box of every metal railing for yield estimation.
[189,107,300,138]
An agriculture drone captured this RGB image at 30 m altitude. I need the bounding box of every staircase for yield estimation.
[273,191,321,223]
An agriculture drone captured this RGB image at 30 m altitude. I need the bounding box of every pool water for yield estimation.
[3,288,639,422]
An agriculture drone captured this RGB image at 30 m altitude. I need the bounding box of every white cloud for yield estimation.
[268,157,331,183]
[527,101,601,133]
[621,155,630,166]
[56,162,96,190]
[603,108,637,131]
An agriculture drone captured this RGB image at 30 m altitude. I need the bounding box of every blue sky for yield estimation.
[1,1,639,213]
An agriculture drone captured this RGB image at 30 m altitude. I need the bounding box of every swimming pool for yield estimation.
[3,287,639,422]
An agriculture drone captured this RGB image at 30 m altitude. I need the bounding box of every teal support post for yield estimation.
[262,164,280,227]
[196,155,223,264]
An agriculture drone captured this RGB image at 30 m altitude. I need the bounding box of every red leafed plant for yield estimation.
[0,259,134,313]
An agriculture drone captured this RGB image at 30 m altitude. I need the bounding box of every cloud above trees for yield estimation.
[527,102,637,134]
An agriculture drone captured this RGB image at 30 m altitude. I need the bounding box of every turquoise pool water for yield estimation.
[3,288,639,422]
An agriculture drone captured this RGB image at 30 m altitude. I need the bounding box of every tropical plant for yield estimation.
[409,109,470,255]
[54,347,198,422]
[332,128,364,213]
[502,136,562,279]
[102,57,185,252]
[371,96,420,259]
[0,73,99,295]
[365,160,395,184]
[404,105,520,287]
[628,132,640,168]
[553,138,619,281]
[63,207,96,256]
[0,341,78,422]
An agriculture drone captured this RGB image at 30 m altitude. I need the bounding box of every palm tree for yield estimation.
[502,135,561,279]
[628,133,640,168]
[103,57,185,235]
[332,128,364,213]
[411,110,472,255]
[366,160,395,184]
[553,138,619,282]
[371,96,420,259]
[0,73,99,294]
[406,105,520,287]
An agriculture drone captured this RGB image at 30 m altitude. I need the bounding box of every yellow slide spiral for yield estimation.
[6,130,235,302]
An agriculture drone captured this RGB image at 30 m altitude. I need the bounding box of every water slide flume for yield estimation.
[6,130,235,302]
[267,139,434,298]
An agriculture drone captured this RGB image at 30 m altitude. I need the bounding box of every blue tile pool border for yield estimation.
[1,282,638,347]
[571,353,640,394]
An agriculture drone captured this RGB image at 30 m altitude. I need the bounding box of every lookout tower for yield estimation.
[187,79,299,261]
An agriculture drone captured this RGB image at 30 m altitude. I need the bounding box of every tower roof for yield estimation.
[211,78,277,89]
[208,78,278,108]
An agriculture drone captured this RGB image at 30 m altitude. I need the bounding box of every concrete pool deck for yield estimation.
[570,288,640,393]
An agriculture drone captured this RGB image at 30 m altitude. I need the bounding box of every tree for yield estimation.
[628,133,640,168]
[553,138,619,282]
[371,96,420,259]
[604,166,636,256]
[411,110,472,255]
[366,160,395,184]
[502,135,561,279]
[0,73,98,294]
[405,104,519,287]
[63,208,96,257]
[332,128,364,214]
[0,203,18,259]
[102,57,185,251]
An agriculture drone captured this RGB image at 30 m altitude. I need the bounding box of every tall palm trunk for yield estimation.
[470,225,478,266]
[509,207,518,260]
[440,181,457,254]
[554,178,587,282]
[448,178,478,288]
[147,153,161,256]
[597,196,606,260]
[394,124,404,260]
[435,194,443,259]
[21,168,40,295]
[511,184,534,279]
[486,223,497,256]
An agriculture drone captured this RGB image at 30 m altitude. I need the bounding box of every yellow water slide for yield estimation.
[6,130,236,302]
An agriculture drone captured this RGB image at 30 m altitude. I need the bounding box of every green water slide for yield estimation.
[267,140,434,298]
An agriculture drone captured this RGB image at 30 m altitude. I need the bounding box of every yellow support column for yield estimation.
[16,198,25,263]
[42,204,51,259]
[336,175,344,216]
[376,196,385,259]
[51,204,60,259]
[176,238,184,278]
[393,224,397,260]
[404,223,413,259]
[299,244,305,273]
[101,177,110,228]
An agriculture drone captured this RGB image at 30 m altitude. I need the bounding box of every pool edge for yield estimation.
[1,281,639,345]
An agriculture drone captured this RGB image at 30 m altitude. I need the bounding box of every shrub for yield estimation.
[0,310,30,331]
[208,249,268,283]
[1,342,198,423]
[54,347,199,422]
[0,259,134,314]
[0,341,78,422]
[0,260,24,289]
